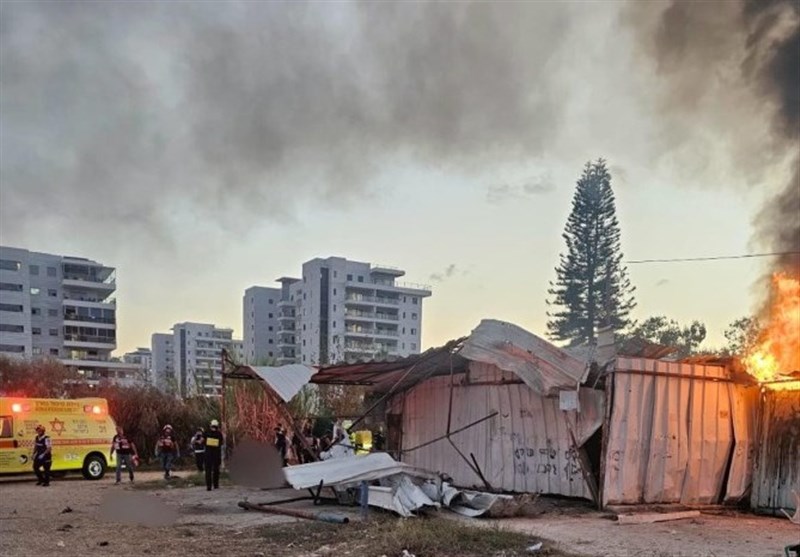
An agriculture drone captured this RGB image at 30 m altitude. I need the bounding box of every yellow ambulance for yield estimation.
[0,397,117,480]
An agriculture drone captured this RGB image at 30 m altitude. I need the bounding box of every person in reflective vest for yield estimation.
[190,428,205,473]
[203,419,224,491]
[156,424,179,480]
[110,426,138,484]
[33,424,52,486]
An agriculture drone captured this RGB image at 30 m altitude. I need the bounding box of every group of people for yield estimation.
[155,420,224,491]
[271,420,387,466]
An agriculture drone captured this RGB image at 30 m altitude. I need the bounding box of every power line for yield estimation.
[625,251,800,265]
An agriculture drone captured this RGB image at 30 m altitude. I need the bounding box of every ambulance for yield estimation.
[0,397,117,480]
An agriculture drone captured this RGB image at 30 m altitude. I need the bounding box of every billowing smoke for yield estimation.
[624,0,799,275]
[0,1,572,252]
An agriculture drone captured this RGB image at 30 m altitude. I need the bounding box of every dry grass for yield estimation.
[256,515,576,557]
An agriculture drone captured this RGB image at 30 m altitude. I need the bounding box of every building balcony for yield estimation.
[63,314,115,326]
[277,341,296,349]
[344,295,401,306]
[278,314,296,321]
[62,277,116,292]
[64,335,117,350]
[345,328,374,337]
[373,329,399,338]
[374,313,399,322]
[63,296,115,307]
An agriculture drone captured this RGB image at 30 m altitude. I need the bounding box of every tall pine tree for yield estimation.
[547,159,636,346]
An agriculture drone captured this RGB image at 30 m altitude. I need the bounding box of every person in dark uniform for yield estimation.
[203,419,224,491]
[190,428,205,472]
[32,424,52,486]
[274,426,287,467]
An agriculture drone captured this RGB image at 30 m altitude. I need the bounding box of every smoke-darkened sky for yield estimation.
[1,1,797,353]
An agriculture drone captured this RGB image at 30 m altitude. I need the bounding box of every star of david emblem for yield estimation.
[49,418,66,436]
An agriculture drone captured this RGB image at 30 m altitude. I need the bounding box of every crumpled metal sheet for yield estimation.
[283,453,437,490]
[458,319,589,396]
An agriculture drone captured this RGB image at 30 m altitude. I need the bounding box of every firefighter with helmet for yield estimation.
[204,419,224,491]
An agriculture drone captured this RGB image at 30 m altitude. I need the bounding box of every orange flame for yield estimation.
[743,273,800,391]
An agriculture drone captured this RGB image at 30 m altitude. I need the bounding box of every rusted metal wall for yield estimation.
[602,357,758,506]
[392,361,604,499]
[751,389,800,515]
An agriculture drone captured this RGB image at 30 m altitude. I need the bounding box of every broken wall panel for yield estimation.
[725,384,759,502]
[393,361,603,499]
[751,389,800,515]
[603,358,747,506]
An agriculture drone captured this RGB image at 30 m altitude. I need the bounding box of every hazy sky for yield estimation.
[1,1,798,355]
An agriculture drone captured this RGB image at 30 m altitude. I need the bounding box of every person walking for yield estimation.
[32,424,52,487]
[156,424,179,479]
[203,419,224,491]
[190,428,205,473]
[110,426,138,484]
[273,426,287,467]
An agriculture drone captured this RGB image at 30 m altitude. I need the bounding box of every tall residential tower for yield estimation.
[244,257,431,366]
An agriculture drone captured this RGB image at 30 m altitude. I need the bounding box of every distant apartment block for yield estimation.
[244,257,432,366]
[0,246,143,386]
[122,347,152,383]
[151,322,242,397]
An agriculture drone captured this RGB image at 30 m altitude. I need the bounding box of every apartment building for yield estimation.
[242,286,281,364]
[122,347,152,383]
[151,322,241,397]
[0,246,142,385]
[244,257,431,366]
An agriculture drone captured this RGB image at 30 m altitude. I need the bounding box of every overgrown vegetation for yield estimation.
[257,516,573,557]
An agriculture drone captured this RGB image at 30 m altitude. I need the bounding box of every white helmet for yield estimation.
[210,419,219,427]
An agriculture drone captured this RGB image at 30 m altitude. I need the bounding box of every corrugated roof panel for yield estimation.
[246,364,315,402]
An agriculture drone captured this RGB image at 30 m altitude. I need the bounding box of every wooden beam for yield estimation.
[617,510,701,525]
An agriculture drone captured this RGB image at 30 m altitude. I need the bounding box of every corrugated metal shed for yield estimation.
[751,389,800,515]
[602,357,758,506]
[393,361,604,498]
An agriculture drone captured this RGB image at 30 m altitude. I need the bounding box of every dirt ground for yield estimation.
[1,470,797,557]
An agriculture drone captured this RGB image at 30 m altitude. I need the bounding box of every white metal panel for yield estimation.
[398,362,603,499]
[459,319,589,396]
[283,453,436,489]
[603,358,741,506]
[247,364,314,402]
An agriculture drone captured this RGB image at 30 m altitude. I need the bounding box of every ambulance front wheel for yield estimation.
[82,454,106,480]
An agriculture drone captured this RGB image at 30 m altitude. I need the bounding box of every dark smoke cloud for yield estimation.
[0,1,571,253]
[623,0,800,275]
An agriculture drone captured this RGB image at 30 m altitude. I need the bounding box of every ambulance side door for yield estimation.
[0,415,27,473]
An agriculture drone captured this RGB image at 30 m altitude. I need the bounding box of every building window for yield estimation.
[303,324,306,331]
[333,288,337,296]
[268,339,273,344]
[0,324,24,333]
[333,305,337,312]
[403,312,406,319]
[302,355,306,362]
[32,327,41,335]
[269,299,273,304]
[303,293,307,300]
[357,276,364,283]
[0,303,23,313]
[49,329,58,337]
[411,343,417,350]
[0,344,25,353]
[411,328,417,335]
[403,296,407,303]
[332,321,336,328]
[402,327,405,334]
[0,259,21,271]
[268,351,273,357]
[0,282,23,292]
[47,267,57,277]
[347,274,353,281]
[333,271,337,278]
[268,326,273,331]
[302,339,306,346]
[412,313,418,320]
[48,289,58,297]
[30,287,40,295]
[50,348,59,356]
[402,342,405,349]
[29,264,39,275]
[32,347,42,355]
[412,297,418,305]
[31,307,41,316]
[268,313,273,318]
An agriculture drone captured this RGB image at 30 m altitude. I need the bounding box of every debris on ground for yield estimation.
[616,510,701,525]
